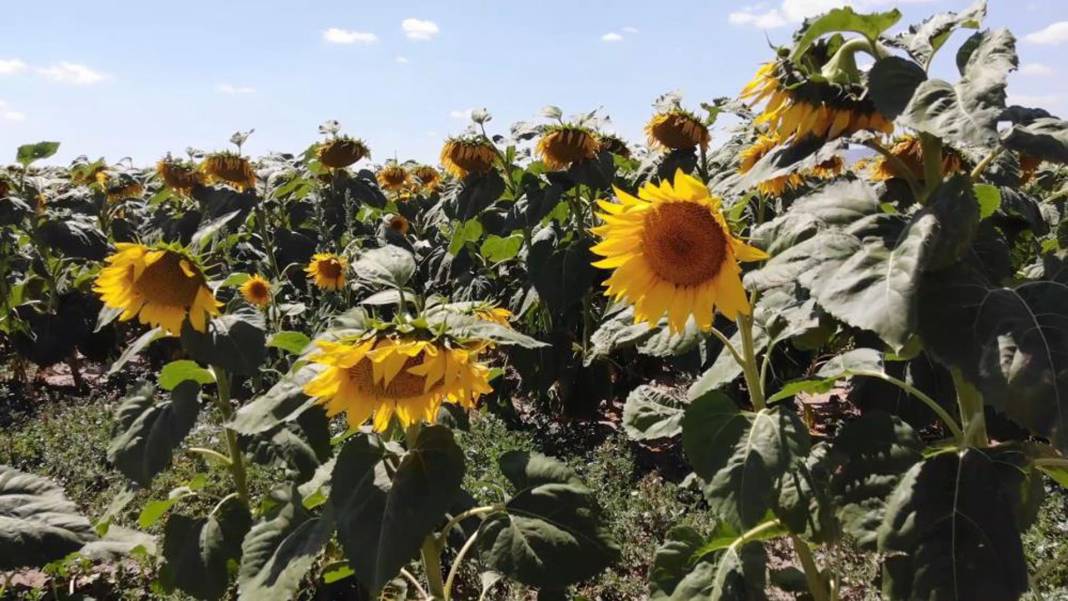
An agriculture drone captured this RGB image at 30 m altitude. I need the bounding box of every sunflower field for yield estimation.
[3,2,1068,600]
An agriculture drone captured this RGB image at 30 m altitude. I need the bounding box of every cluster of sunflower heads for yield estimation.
[373,161,442,196]
[440,135,498,179]
[200,151,256,192]
[94,242,221,335]
[156,156,205,195]
[317,135,370,170]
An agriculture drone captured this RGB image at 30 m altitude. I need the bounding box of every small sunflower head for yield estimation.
[376,163,412,193]
[597,133,631,158]
[870,136,965,182]
[1019,153,1042,185]
[93,243,221,334]
[157,157,205,194]
[201,152,257,192]
[645,110,711,151]
[306,253,348,291]
[105,173,145,204]
[536,125,599,170]
[440,136,497,179]
[240,274,272,307]
[808,155,845,180]
[413,165,443,192]
[318,136,370,169]
[71,161,109,187]
[386,214,410,236]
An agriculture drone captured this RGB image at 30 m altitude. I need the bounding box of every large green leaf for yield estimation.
[238,491,334,601]
[868,57,927,121]
[229,364,321,436]
[790,7,901,61]
[0,466,96,570]
[181,312,267,376]
[877,448,1029,601]
[890,0,986,67]
[622,385,687,441]
[901,28,1017,147]
[107,382,202,487]
[330,428,464,594]
[479,452,620,589]
[161,498,251,601]
[37,216,108,261]
[16,141,60,167]
[354,245,417,289]
[1001,117,1068,165]
[649,525,769,601]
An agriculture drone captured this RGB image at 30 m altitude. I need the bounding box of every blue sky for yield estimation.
[2,0,1068,166]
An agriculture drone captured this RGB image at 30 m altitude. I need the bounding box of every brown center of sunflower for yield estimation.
[389,217,409,232]
[247,281,269,299]
[135,252,203,306]
[347,353,436,398]
[641,202,727,286]
[317,259,343,280]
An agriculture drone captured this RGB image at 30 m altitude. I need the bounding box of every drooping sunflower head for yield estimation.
[536,125,599,170]
[387,214,410,235]
[104,173,145,204]
[1019,153,1042,185]
[440,136,498,179]
[376,163,412,193]
[645,110,711,151]
[737,134,804,197]
[303,335,493,432]
[741,59,893,142]
[591,170,769,332]
[597,133,631,158]
[870,135,965,182]
[201,152,257,192]
[156,157,205,194]
[413,165,443,192]
[317,136,370,170]
[93,243,221,334]
[808,155,845,180]
[240,274,272,307]
[306,252,348,291]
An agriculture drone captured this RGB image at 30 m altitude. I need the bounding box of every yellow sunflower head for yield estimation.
[440,137,498,179]
[201,152,257,192]
[240,274,272,307]
[71,161,109,187]
[870,135,965,182]
[104,174,145,204]
[808,155,845,180]
[741,60,893,142]
[591,170,768,332]
[1019,153,1042,185]
[156,157,205,194]
[413,165,443,192]
[302,335,493,432]
[376,163,412,193]
[737,134,805,198]
[473,304,512,327]
[536,125,599,171]
[317,137,370,170]
[306,253,348,291]
[387,214,410,235]
[93,243,221,334]
[645,110,711,151]
[598,133,631,158]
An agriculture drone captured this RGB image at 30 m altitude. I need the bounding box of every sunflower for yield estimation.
[440,137,498,179]
[737,134,804,197]
[474,305,512,327]
[72,162,109,187]
[598,133,631,158]
[377,163,411,193]
[201,152,257,192]
[94,243,221,334]
[240,274,271,307]
[105,175,144,204]
[156,157,204,194]
[741,61,893,142]
[536,125,599,170]
[808,155,845,180]
[413,165,443,192]
[318,137,370,169]
[870,135,965,182]
[306,253,347,290]
[387,214,410,235]
[303,336,493,431]
[1019,153,1042,185]
[591,170,768,332]
[645,110,711,151]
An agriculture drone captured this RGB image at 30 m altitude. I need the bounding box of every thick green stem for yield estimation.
[420,536,446,600]
[970,147,1004,181]
[919,132,943,204]
[738,312,766,410]
[791,535,830,601]
[852,370,965,444]
[213,367,251,506]
[443,529,481,600]
[951,368,988,448]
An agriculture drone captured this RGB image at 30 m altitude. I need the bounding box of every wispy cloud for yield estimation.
[1024,22,1068,45]
[622,26,639,34]
[217,83,256,95]
[0,58,27,75]
[323,27,378,44]
[402,18,439,41]
[601,32,624,42]
[0,100,26,122]
[395,56,410,64]
[36,62,107,84]
[1018,63,1054,76]
[728,8,787,29]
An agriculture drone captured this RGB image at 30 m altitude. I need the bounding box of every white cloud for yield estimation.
[622,26,639,33]
[450,108,473,120]
[323,27,378,44]
[0,58,27,75]
[395,56,410,64]
[36,62,107,84]
[1019,63,1054,76]
[728,9,787,29]
[0,100,25,122]
[1024,22,1068,45]
[217,83,256,95]
[601,32,624,42]
[402,18,439,41]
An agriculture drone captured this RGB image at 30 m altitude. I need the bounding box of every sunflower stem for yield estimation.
[738,311,766,411]
[792,535,831,601]
[951,367,988,448]
[212,367,251,507]
[970,146,1004,182]
[863,140,923,201]
[918,132,943,205]
[852,369,965,445]
[443,528,481,601]
[420,535,447,600]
